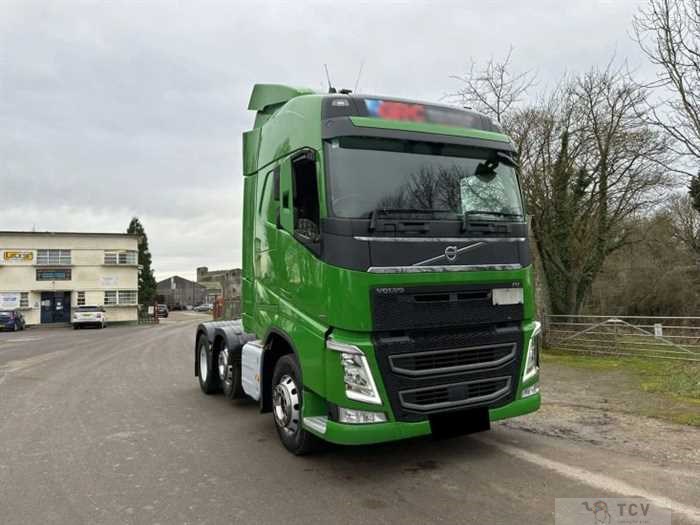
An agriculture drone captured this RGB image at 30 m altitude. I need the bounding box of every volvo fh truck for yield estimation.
[194,84,541,455]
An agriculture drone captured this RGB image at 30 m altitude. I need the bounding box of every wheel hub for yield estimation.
[218,347,230,382]
[199,345,208,381]
[272,375,300,434]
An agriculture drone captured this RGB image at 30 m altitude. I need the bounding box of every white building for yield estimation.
[0,231,140,325]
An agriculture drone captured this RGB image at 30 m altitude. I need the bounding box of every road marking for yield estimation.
[478,437,700,523]
[0,337,43,344]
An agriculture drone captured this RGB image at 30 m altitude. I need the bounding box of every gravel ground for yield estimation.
[0,314,698,524]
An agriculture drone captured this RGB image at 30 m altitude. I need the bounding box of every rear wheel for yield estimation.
[218,344,245,400]
[271,355,319,455]
[197,335,220,394]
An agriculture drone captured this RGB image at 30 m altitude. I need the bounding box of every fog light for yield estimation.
[522,383,540,398]
[337,407,387,424]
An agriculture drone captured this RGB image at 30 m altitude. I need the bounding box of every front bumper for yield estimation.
[72,318,103,325]
[309,393,540,445]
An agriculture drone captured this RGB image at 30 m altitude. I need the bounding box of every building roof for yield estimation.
[156,275,206,288]
[0,230,140,238]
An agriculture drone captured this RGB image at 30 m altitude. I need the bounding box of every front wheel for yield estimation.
[271,355,319,455]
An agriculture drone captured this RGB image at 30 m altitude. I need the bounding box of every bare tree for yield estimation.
[490,63,677,313]
[633,0,700,161]
[667,193,700,253]
[449,47,537,124]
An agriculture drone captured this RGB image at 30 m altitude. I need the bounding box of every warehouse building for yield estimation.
[156,276,207,308]
[0,231,140,325]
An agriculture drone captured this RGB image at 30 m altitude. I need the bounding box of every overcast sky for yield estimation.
[0,0,654,281]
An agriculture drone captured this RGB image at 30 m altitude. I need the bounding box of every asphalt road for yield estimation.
[1,314,698,525]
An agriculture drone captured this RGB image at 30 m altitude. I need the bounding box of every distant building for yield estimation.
[156,276,207,308]
[196,267,242,298]
[196,266,241,317]
[199,281,223,304]
[0,231,139,325]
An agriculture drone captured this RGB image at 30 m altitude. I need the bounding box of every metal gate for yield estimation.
[545,315,700,362]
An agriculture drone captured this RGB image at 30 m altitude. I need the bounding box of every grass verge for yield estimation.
[543,350,700,426]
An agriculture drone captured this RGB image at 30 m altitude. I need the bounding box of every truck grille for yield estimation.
[389,343,516,376]
[399,377,511,411]
[372,314,522,422]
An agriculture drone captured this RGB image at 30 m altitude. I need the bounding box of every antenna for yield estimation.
[323,64,337,93]
[353,60,365,93]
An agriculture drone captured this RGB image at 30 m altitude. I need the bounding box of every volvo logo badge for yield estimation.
[445,245,458,262]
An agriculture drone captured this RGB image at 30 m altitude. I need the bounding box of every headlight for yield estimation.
[327,338,382,405]
[523,321,541,382]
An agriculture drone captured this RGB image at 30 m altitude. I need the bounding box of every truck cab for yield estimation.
[195,85,540,454]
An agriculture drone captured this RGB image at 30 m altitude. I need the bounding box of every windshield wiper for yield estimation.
[461,210,523,231]
[368,208,447,232]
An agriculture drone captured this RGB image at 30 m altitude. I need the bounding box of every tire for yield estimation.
[271,355,319,455]
[219,342,245,400]
[73,325,78,330]
[197,334,221,395]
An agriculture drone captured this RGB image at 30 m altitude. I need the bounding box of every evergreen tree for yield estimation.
[126,217,157,305]
[689,172,700,213]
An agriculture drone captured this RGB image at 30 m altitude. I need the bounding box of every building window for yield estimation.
[36,249,71,265]
[36,268,72,281]
[77,291,86,306]
[104,290,117,306]
[105,250,137,265]
[104,290,137,305]
[19,292,29,308]
[118,290,138,304]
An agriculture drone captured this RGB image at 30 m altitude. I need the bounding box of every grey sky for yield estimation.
[0,0,651,281]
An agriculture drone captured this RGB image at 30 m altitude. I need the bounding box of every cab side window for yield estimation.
[291,152,320,243]
[261,167,280,224]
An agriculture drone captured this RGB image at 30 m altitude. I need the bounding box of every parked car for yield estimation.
[193,303,212,312]
[0,310,26,331]
[72,306,106,329]
[156,304,169,318]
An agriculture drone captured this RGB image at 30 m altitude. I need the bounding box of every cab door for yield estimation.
[275,151,324,315]
[253,165,284,319]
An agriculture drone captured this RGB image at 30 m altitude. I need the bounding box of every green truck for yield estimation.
[194,84,541,454]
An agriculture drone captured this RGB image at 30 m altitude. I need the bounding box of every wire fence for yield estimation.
[545,314,700,362]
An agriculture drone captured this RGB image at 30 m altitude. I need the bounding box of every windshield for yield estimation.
[77,306,100,312]
[325,137,524,220]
